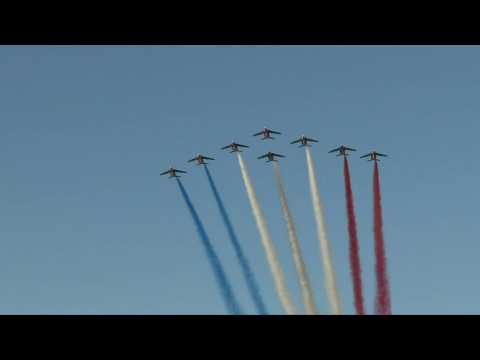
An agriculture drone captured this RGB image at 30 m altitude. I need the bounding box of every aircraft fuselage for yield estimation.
[230,145,241,152]
[299,137,309,146]
[261,130,274,140]
[266,153,276,161]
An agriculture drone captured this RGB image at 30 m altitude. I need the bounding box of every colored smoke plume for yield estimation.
[176,179,243,315]
[237,153,297,314]
[373,162,392,315]
[343,157,365,315]
[204,165,268,315]
[305,147,342,314]
[273,161,318,315]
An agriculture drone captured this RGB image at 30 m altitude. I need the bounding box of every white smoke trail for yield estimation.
[273,161,319,315]
[305,146,342,315]
[237,153,297,315]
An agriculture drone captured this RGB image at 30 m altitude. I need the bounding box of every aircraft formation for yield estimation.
[164,126,392,315]
[160,127,387,178]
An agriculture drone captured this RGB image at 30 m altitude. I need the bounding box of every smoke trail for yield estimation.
[373,162,392,315]
[273,161,318,315]
[176,179,243,315]
[204,165,269,315]
[305,146,342,315]
[237,153,297,315]
[343,157,365,315]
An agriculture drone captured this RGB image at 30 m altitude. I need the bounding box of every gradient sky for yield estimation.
[1,46,479,314]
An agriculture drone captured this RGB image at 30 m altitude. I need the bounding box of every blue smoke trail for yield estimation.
[176,179,243,315]
[204,165,269,315]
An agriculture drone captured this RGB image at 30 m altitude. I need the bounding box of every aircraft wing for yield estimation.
[328,147,341,153]
[187,157,197,162]
[176,170,187,174]
[377,153,388,157]
[306,137,318,142]
[204,156,215,160]
[253,131,263,136]
[257,154,268,159]
[360,153,370,158]
[221,145,232,150]
[270,130,281,135]
[237,144,249,148]
[290,139,301,144]
[346,147,357,151]
[160,170,170,175]
[272,153,285,158]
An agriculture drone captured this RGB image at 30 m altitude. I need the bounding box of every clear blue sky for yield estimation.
[1,46,478,314]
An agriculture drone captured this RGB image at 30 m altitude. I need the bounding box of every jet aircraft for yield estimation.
[328,145,356,156]
[188,154,215,165]
[253,127,282,140]
[360,151,388,161]
[221,142,249,153]
[160,167,187,178]
[257,152,285,162]
[290,135,319,147]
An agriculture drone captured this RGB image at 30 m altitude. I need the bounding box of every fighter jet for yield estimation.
[188,154,215,165]
[328,145,356,157]
[221,142,249,153]
[360,151,388,162]
[290,135,319,147]
[160,167,187,178]
[253,127,282,140]
[257,152,285,162]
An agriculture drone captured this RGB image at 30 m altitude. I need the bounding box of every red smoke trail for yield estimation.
[343,157,365,315]
[373,162,392,315]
